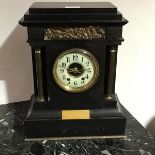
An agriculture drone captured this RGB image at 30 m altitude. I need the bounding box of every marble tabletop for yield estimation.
[0,101,155,155]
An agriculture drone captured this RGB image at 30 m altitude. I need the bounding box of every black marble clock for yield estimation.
[19,2,128,140]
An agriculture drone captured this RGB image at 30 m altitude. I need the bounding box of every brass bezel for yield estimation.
[52,48,99,93]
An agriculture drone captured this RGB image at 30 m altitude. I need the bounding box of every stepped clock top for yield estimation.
[19,2,128,26]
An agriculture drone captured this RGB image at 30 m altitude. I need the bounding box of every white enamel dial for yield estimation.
[53,48,99,93]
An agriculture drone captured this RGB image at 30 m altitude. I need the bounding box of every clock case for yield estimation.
[19,2,128,140]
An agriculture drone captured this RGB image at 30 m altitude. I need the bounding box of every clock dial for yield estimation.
[53,48,99,93]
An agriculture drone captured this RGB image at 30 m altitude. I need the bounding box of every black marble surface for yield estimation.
[0,101,155,155]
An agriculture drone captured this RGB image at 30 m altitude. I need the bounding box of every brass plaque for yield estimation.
[62,110,90,120]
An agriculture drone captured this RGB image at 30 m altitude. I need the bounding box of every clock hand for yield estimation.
[68,68,74,72]
[68,67,83,73]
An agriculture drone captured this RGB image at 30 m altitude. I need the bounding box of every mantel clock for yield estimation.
[19,2,128,140]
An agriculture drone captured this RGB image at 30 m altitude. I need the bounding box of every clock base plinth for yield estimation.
[24,96,126,140]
